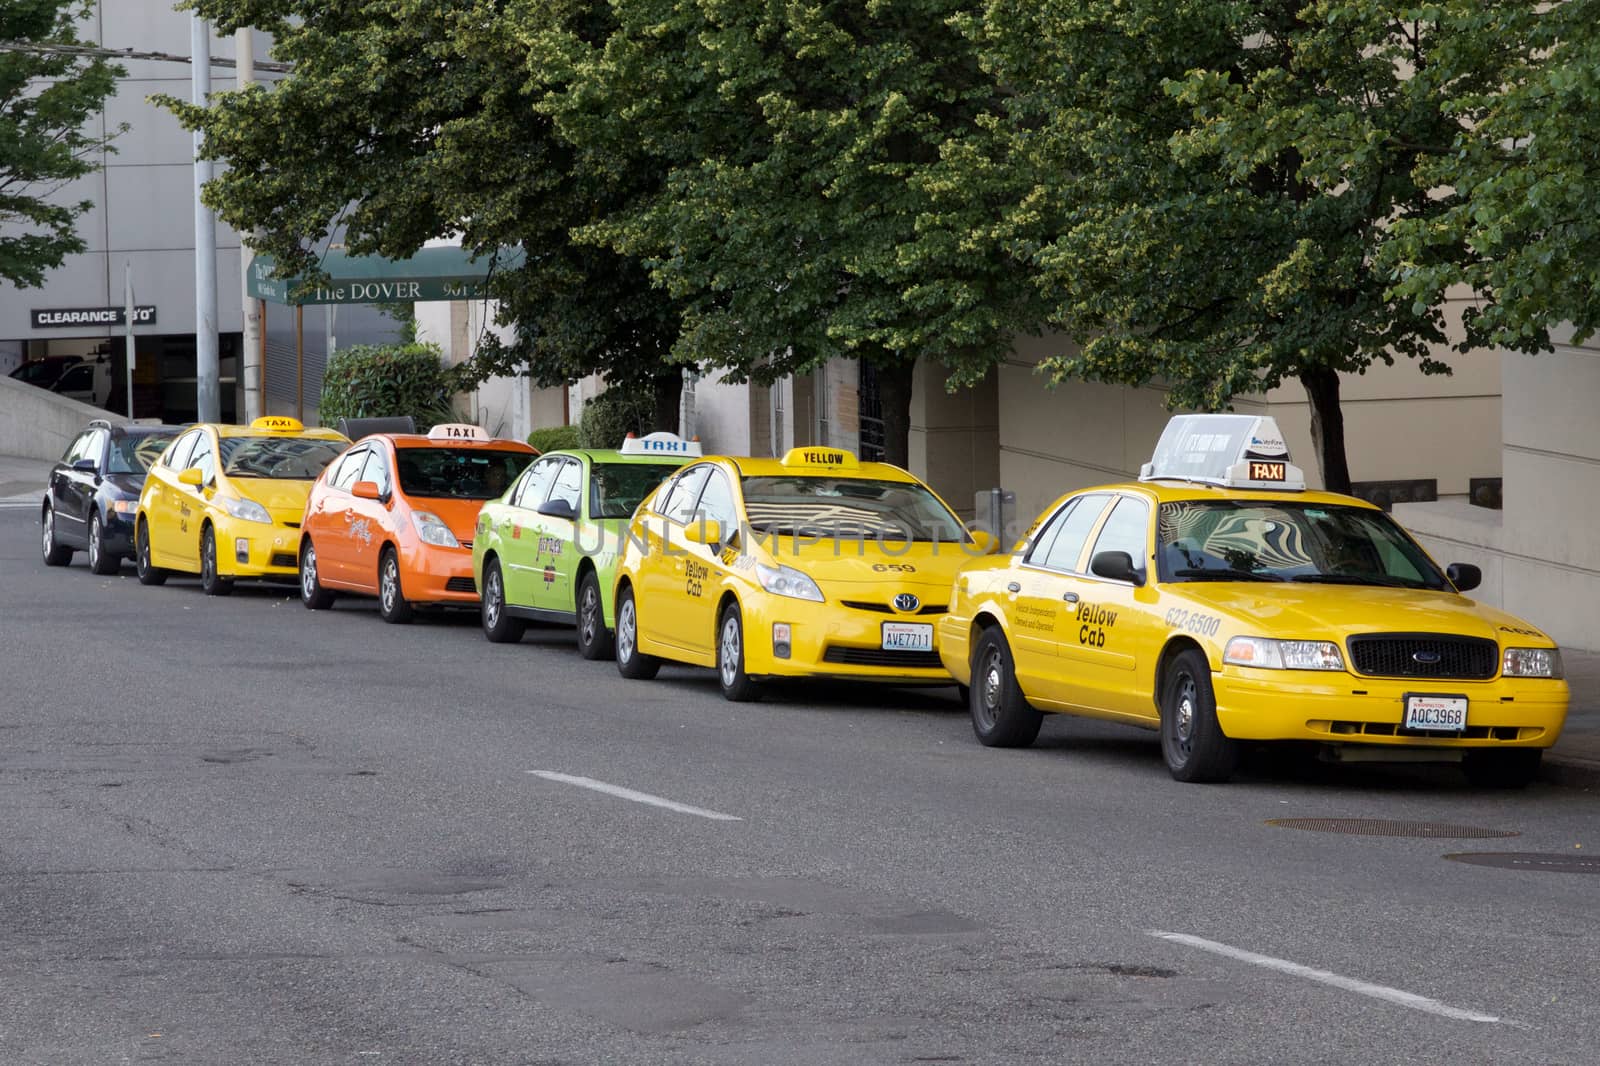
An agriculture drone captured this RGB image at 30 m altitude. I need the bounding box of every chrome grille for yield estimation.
[1346,634,1497,680]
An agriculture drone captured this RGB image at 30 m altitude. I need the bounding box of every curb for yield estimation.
[1542,752,1600,791]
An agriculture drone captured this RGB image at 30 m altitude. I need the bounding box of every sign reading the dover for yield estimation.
[246,247,524,306]
[31,306,157,329]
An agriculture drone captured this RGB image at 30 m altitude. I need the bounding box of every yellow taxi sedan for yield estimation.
[135,416,349,595]
[613,447,995,700]
[940,414,1569,787]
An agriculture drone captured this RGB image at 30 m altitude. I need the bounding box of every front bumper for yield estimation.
[220,517,304,579]
[742,597,954,684]
[399,543,479,605]
[1213,668,1569,749]
[100,508,138,556]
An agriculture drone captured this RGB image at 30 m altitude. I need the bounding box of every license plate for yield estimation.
[1404,695,1468,732]
[881,622,934,652]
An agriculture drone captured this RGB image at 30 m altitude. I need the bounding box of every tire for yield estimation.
[135,517,167,586]
[87,511,119,575]
[299,538,335,610]
[1462,749,1542,789]
[716,602,761,702]
[575,569,613,660]
[377,547,413,624]
[480,557,525,644]
[614,584,660,680]
[199,525,234,596]
[1160,648,1237,783]
[41,502,72,566]
[969,628,1043,747]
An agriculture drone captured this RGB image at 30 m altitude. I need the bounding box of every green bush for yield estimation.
[527,424,581,453]
[578,387,656,449]
[318,343,459,431]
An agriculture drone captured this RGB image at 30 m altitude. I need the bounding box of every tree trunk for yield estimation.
[650,370,683,435]
[876,358,916,470]
[1299,365,1351,495]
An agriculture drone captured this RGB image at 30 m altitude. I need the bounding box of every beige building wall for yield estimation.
[908,361,999,519]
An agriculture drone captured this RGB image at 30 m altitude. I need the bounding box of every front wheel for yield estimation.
[969,628,1042,747]
[480,558,525,644]
[41,502,72,567]
[614,584,660,680]
[135,518,166,586]
[1462,749,1542,789]
[575,569,613,660]
[378,548,413,624]
[1160,649,1237,783]
[716,602,761,702]
[87,511,118,575]
[299,539,335,609]
[199,526,234,596]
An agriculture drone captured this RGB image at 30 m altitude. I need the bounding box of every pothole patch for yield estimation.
[1266,818,1517,839]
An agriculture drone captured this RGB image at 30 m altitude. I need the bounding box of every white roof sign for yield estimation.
[428,422,489,441]
[1139,414,1306,490]
[620,431,702,457]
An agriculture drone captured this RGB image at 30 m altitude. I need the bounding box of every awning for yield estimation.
[247,246,524,305]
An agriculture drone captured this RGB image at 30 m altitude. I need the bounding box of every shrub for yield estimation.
[318,343,459,432]
[527,424,581,453]
[577,387,656,449]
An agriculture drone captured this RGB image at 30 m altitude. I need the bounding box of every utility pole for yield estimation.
[192,15,220,422]
[238,27,263,422]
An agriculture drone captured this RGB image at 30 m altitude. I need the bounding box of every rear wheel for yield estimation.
[614,584,660,680]
[480,558,525,644]
[576,569,613,660]
[378,547,413,624]
[1462,749,1542,789]
[716,602,761,702]
[969,628,1042,747]
[41,502,72,566]
[1160,649,1237,783]
[135,517,166,586]
[299,538,335,609]
[87,511,119,574]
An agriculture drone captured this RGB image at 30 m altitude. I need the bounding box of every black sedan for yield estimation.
[41,419,182,574]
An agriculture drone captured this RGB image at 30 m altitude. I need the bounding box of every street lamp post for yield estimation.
[191,15,219,422]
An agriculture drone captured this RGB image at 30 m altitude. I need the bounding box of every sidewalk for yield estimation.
[2,451,1598,785]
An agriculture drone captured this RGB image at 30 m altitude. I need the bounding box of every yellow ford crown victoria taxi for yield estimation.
[135,416,349,594]
[612,447,994,700]
[940,415,1568,787]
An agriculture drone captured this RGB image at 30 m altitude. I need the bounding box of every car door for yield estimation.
[636,463,712,650]
[146,429,200,565]
[311,446,366,585]
[677,466,740,655]
[527,457,583,613]
[499,457,561,607]
[50,431,96,546]
[1009,494,1111,705]
[170,431,217,570]
[1069,493,1162,721]
[347,446,395,591]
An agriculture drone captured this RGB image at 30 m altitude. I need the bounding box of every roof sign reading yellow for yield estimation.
[780,447,859,470]
[1139,414,1306,491]
[620,431,703,457]
[251,415,304,433]
[428,422,489,441]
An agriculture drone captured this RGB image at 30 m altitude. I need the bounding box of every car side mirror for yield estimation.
[537,497,577,521]
[966,529,998,555]
[1090,550,1143,586]
[681,519,724,546]
[177,467,204,487]
[1446,562,1482,593]
[351,480,382,501]
[71,458,97,473]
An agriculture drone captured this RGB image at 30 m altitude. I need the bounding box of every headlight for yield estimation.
[111,499,138,514]
[754,562,823,602]
[412,511,460,548]
[219,495,272,524]
[1503,646,1562,678]
[1224,636,1345,671]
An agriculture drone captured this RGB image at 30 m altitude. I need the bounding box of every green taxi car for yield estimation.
[472,432,700,655]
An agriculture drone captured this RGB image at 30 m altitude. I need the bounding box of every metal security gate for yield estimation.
[858,362,885,461]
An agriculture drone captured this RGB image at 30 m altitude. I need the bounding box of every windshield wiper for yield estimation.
[1290,574,1431,589]
[1171,568,1286,582]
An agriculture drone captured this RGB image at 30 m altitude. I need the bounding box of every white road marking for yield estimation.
[528,771,742,821]
[1148,930,1514,1026]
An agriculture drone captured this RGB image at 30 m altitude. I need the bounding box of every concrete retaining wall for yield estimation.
[0,378,129,462]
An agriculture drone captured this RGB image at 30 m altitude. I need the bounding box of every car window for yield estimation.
[659,465,712,524]
[547,459,583,511]
[164,430,200,472]
[107,432,177,474]
[54,365,94,391]
[739,475,966,541]
[220,436,346,480]
[328,448,365,491]
[1036,495,1110,573]
[512,457,560,510]
[189,433,216,484]
[694,469,738,529]
[62,432,91,464]
[392,447,528,499]
[359,448,392,497]
[1088,496,1151,576]
[589,462,684,519]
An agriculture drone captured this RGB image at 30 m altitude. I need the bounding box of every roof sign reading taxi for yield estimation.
[1139,414,1306,490]
[779,447,860,470]
[620,431,703,457]
[428,422,489,442]
[251,415,304,433]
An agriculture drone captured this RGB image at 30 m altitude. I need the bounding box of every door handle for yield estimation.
[1006,581,1021,593]
[1063,592,1079,603]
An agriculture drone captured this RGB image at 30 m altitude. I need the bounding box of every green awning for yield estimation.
[247,246,524,305]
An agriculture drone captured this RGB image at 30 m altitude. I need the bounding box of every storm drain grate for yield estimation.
[1445,852,1600,874]
[1266,818,1518,839]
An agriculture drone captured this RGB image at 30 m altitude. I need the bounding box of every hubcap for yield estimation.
[720,615,741,686]
[979,649,1003,729]
[485,569,502,627]
[381,559,397,612]
[1173,676,1196,755]
[203,534,215,582]
[618,599,636,661]
[580,583,598,644]
[301,546,317,598]
[41,508,52,555]
[89,517,100,566]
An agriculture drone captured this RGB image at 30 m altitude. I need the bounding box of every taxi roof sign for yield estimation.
[428,422,489,441]
[620,431,702,457]
[780,447,859,470]
[1139,414,1306,491]
[251,415,304,433]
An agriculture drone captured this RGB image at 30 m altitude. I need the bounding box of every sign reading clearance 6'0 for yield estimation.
[31,306,157,329]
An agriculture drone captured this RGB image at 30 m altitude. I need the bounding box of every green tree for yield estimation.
[970,0,1507,493]
[0,0,123,288]
[536,0,1042,467]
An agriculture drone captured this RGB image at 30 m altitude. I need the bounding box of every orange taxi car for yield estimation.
[297,423,536,622]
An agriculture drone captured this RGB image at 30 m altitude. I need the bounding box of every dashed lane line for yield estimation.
[528,771,742,821]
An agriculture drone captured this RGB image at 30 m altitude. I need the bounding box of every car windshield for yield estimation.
[220,436,346,480]
[394,448,532,499]
[590,462,682,519]
[107,433,178,475]
[1157,500,1448,589]
[740,476,967,542]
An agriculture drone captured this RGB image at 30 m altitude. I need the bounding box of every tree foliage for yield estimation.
[318,342,461,431]
[0,0,123,288]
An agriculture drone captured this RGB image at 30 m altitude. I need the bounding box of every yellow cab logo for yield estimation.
[252,416,304,433]
[780,447,858,470]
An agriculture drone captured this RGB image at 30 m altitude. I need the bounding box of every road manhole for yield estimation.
[1445,852,1600,874]
[1265,818,1518,839]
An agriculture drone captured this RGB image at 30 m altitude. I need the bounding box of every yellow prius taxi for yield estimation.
[940,414,1569,786]
[135,416,350,594]
[613,447,995,700]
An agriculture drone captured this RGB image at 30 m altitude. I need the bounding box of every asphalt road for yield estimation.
[2,502,1597,1065]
